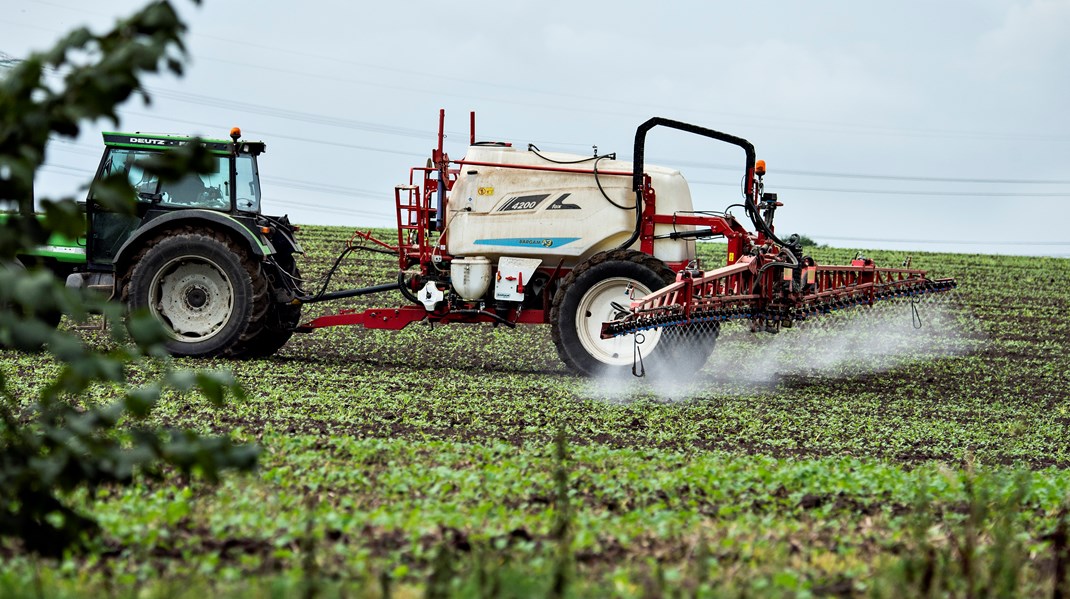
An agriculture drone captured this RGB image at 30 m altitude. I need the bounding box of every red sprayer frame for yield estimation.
[300,110,955,336]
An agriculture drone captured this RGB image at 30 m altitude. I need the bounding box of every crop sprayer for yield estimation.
[293,111,957,377]
[9,111,956,377]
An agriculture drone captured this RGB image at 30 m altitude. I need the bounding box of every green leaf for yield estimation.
[195,370,237,407]
[126,308,170,346]
[124,384,161,418]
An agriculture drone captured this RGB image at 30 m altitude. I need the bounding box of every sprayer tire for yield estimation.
[125,231,266,358]
[551,249,718,378]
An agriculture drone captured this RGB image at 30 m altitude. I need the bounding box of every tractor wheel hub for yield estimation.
[152,258,234,340]
[185,286,208,309]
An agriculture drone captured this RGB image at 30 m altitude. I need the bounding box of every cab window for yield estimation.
[235,155,261,213]
[159,155,229,210]
[100,149,160,199]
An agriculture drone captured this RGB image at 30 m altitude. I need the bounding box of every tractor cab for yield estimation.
[97,132,265,212]
[87,131,268,268]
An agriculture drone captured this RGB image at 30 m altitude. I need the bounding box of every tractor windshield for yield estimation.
[159,156,229,210]
[101,148,230,210]
[234,155,261,213]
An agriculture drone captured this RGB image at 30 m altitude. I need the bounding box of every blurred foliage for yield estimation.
[0,0,256,558]
[793,233,828,249]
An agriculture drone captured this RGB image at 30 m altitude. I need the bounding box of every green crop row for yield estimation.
[1,225,1068,597]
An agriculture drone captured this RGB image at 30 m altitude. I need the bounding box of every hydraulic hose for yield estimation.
[398,270,422,305]
[623,117,799,265]
[529,145,630,210]
[446,309,517,328]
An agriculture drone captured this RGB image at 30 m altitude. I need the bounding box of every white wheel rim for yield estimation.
[575,277,662,367]
[149,255,234,343]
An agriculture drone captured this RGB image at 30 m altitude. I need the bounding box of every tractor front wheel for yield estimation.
[127,233,258,358]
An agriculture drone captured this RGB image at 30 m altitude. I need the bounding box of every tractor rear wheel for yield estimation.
[550,249,718,378]
[126,232,262,358]
[235,258,302,358]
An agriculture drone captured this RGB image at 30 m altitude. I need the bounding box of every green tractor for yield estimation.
[6,129,304,357]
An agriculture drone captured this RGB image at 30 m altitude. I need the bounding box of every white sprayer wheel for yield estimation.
[574,276,662,367]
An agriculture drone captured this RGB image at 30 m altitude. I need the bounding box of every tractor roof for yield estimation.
[102,132,265,156]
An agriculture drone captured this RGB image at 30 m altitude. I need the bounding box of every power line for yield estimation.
[811,235,1070,246]
[260,176,385,200]
[12,8,1064,188]
[40,141,1070,202]
[52,125,1070,196]
[31,171,1070,243]
[691,180,1070,198]
[666,157,1070,185]
[117,112,429,158]
[145,87,437,140]
[10,1,1070,144]
[766,167,1070,185]
[262,197,388,220]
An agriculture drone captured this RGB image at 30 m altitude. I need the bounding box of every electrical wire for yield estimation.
[692,179,1070,198]
[810,235,1070,246]
[665,157,1070,185]
[13,0,1070,145]
[145,87,437,141]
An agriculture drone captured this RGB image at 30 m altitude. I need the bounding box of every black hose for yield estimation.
[623,117,798,261]
[447,309,517,328]
[530,144,629,210]
[750,259,793,295]
[593,155,633,210]
[301,243,404,302]
[622,118,760,251]
[398,270,422,305]
[309,246,354,300]
[528,144,608,164]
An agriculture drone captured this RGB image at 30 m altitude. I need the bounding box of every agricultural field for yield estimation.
[2,224,1070,597]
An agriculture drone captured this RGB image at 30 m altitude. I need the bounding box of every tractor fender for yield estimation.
[113,209,273,276]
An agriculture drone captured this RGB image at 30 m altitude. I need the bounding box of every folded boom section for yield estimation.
[600,255,957,339]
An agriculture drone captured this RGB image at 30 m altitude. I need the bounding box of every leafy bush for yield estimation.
[0,0,257,557]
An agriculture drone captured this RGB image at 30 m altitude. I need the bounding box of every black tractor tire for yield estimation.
[550,249,719,378]
[235,259,302,358]
[125,231,268,358]
[1,258,62,345]
[38,308,63,330]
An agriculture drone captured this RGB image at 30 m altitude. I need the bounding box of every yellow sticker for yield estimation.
[477,186,494,196]
[727,252,735,263]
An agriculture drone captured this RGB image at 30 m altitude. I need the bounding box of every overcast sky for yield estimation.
[3,0,1068,257]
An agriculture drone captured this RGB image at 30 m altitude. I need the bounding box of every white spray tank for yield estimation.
[445,145,697,269]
